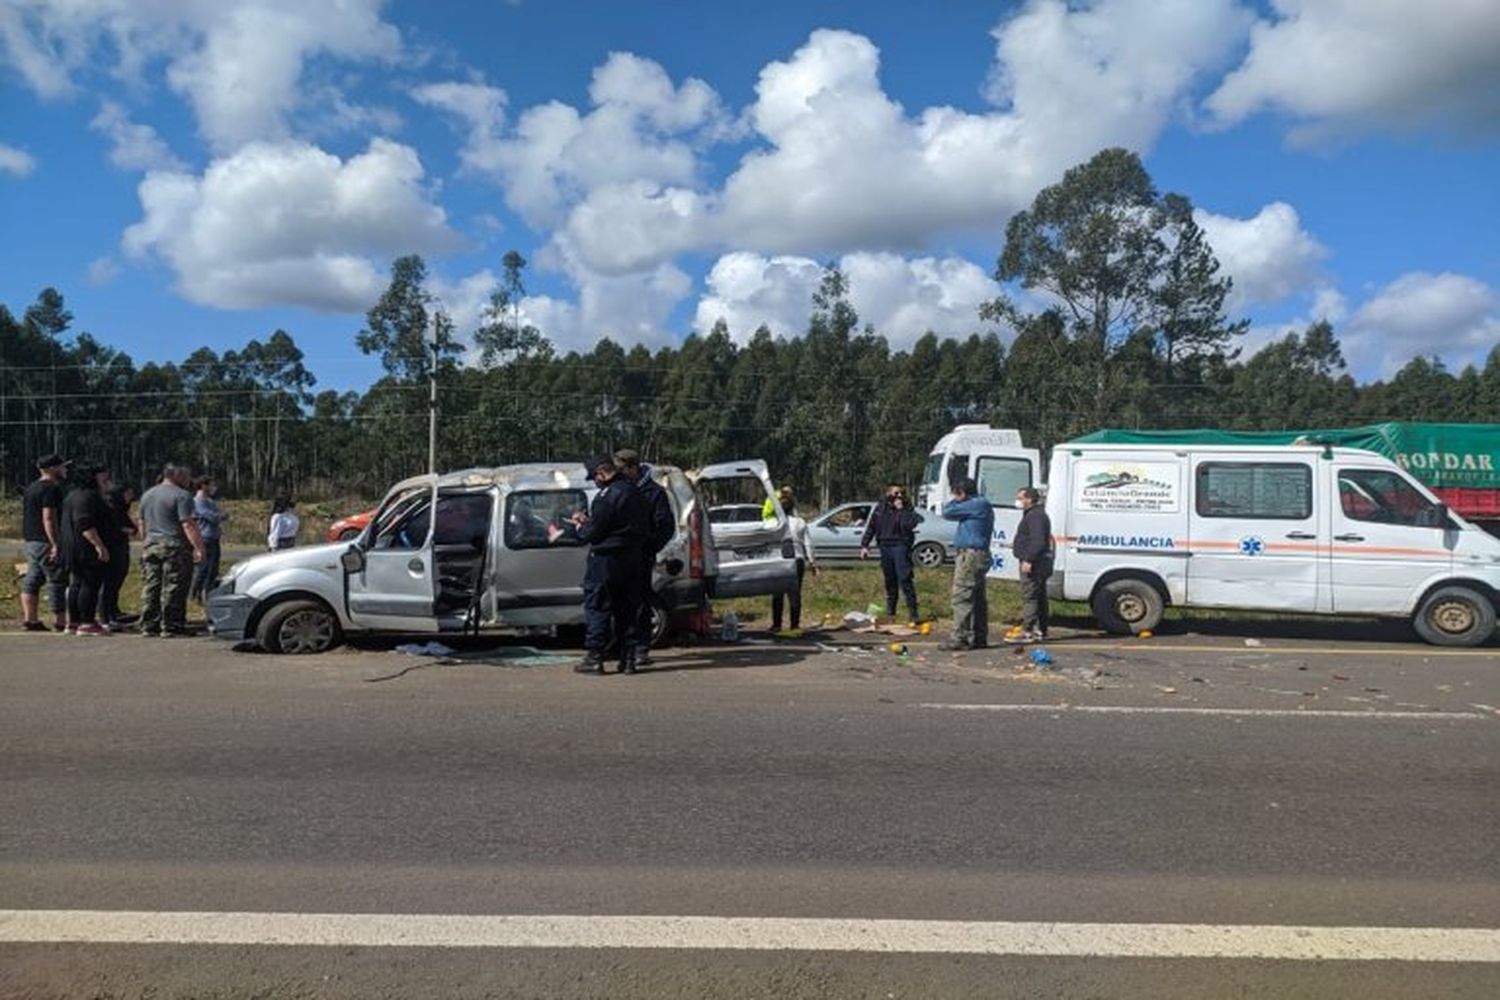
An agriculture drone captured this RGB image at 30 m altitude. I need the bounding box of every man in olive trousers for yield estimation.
[940,478,995,651]
[137,464,205,637]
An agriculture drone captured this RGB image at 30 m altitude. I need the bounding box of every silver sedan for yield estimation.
[806,502,958,567]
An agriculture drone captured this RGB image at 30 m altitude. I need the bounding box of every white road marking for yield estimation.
[0,911,1496,962]
[918,703,1487,720]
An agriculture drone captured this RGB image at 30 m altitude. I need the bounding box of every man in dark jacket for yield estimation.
[859,484,922,623]
[615,448,674,667]
[570,454,650,674]
[1008,486,1053,642]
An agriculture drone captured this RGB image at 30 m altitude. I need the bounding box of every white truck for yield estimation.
[916,424,1041,579]
[1045,441,1500,646]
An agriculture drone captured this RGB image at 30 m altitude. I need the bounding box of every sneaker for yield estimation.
[75,623,108,636]
[939,640,971,652]
[64,625,79,635]
[1004,630,1039,644]
[22,620,49,632]
[138,627,161,637]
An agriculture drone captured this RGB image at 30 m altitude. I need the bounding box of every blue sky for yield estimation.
[2,0,1497,391]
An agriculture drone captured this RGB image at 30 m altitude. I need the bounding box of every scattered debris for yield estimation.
[1332,673,1351,681]
[1137,630,1154,639]
[394,641,455,657]
[1155,685,1178,694]
[1029,648,1054,667]
[842,611,875,627]
[1243,638,1265,647]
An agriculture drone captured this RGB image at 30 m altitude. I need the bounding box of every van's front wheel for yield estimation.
[256,599,342,654]
[1412,586,1496,647]
[1092,578,1165,635]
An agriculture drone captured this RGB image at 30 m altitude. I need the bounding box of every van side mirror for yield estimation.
[340,548,365,574]
[1433,502,1453,530]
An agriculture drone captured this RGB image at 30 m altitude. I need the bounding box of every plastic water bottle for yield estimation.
[721,610,740,642]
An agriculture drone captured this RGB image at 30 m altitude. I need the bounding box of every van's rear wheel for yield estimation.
[1412,586,1496,647]
[648,596,671,647]
[1092,578,1165,635]
[256,599,342,654]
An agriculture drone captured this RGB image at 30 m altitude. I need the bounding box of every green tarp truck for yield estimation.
[1070,422,1500,533]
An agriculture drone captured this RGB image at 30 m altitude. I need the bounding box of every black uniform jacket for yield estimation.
[860,502,922,549]
[577,478,649,554]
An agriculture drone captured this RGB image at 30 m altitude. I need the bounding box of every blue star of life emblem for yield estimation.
[1239,535,1265,556]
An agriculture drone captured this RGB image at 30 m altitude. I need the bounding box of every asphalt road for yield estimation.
[2,625,1497,998]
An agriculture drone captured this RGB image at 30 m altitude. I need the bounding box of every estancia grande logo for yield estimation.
[1074,461,1181,514]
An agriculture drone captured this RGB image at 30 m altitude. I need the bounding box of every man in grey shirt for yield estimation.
[137,464,205,636]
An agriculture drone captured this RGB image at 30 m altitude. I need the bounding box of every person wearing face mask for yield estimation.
[859,483,923,624]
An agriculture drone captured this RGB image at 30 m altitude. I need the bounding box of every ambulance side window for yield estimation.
[1196,463,1312,519]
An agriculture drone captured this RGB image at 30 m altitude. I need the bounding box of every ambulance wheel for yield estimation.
[1412,586,1496,647]
[913,542,945,568]
[256,598,342,654]
[1093,578,1164,635]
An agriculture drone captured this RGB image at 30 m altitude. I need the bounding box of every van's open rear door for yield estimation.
[689,459,796,597]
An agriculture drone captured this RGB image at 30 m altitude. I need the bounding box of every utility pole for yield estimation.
[427,315,439,477]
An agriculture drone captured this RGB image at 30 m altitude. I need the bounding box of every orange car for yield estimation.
[326,509,374,542]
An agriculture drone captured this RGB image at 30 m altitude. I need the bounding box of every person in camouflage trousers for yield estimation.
[137,464,205,637]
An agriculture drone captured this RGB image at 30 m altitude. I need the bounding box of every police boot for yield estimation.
[574,650,605,674]
[634,644,653,667]
[620,650,638,675]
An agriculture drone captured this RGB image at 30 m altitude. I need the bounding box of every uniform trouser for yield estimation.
[1020,566,1051,633]
[67,561,104,626]
[583,549,642,657]
[141,539,193,633]
[634,549,660,651]
[98,543,130,621]
[191,539,222,601]
[21,540,68,615]
[771,559,806,630]
[950,548,990,646]
[878,543,918,619]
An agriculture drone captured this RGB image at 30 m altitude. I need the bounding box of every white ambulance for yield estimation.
[917,424,1041,579]
[1047,442,1500,646]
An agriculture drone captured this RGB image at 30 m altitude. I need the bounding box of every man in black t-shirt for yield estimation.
[20,453,70,631]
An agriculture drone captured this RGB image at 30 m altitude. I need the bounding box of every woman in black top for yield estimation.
[60,463,115,635]
[98,482,139,625]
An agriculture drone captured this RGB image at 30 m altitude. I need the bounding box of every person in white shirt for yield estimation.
[267,495,300,550]
[771,501,818,633]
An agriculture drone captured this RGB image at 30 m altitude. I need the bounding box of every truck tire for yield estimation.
[912,542,945,568]
[255,598,342,654]
[1092,578,1165,635]
[1412,586,1496,647]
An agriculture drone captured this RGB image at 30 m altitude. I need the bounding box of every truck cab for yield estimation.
[918,424,1041,579]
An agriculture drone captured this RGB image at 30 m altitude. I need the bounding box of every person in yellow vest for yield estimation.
[762,484,794,520]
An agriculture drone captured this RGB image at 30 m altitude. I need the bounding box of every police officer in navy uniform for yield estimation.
[572,454,650,674]
[614,448,675,667]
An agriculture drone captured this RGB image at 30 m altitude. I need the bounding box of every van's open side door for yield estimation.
[344,482,440,632]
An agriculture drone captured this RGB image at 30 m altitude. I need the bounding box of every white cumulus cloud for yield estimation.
[694,251,1002,348]
[1206,0,1500,140]
[90,101,184,172]
[0,0,402,152]
[0,141,37,176]
[1195,202,1328,312]
[122,138,460,312]
[1340,272,1500,377]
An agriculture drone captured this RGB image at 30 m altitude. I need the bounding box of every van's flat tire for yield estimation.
[1412,586,1496,647]
[256,599,342,654]
[1092,578,1165,635]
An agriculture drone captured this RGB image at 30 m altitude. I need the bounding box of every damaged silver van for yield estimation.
[206,460,796,654]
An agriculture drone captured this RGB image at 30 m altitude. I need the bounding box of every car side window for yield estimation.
[371,488,432,550]
[432,492,493,549]
[1196,462,1312,520]
[506,489,588,549]
[1338,469,1442,527]
[827,505,870,528]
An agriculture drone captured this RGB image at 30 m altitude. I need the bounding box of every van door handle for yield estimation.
[1285,532,1317,540]
[407,558,425,572]
[1334,533,1365,543]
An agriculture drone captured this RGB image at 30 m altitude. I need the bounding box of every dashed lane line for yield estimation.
[0,911,1497,962]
